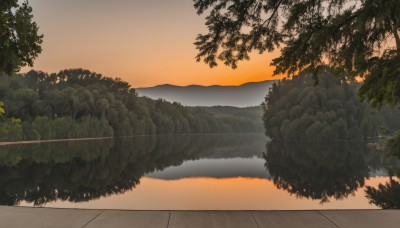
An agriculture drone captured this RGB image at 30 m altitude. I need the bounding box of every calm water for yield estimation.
[0,134,398,210]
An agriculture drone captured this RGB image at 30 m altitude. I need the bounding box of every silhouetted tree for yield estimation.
[0,0,43,75]
[194,0,400,107]
[366,177,400,209]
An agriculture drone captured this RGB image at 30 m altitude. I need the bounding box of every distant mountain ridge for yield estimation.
[136,80,276,107]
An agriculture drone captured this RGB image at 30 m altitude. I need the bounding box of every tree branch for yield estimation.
[393,25,400,55]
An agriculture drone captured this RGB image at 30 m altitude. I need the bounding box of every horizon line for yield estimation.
[135,79,278,89]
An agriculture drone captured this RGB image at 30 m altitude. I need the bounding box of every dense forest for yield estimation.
[0,69,262,141]
[200,106,264,133]
[263,70,400,141]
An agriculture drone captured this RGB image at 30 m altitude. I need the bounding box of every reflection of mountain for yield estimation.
[0,134,266,206]
[264,140,392,203]
[136,81,275,107]
[147,158,270,180]
[2,134,398,207]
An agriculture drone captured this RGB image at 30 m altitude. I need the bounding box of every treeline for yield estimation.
[0,69,260,141]
[263,69,400,141]
[199,106,264,133]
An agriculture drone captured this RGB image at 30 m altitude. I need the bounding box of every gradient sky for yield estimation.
[24,0,282,87]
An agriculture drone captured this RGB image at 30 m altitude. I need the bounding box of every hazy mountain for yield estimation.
[136,80,276,107]
[146,158,270,180]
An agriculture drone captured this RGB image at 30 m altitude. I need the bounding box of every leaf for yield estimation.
[0,101,5,116]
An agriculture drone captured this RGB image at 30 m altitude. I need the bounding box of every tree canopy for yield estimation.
[194,0,400,107]
[0,0,43,75]
[262,70,400,141]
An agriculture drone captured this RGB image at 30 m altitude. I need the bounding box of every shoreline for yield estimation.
[0,137,114,146]
[0,133,266,146]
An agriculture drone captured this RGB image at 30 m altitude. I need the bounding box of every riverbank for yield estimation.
[0,137,114,146]
[0,206,399,228]
[0,133,266,146]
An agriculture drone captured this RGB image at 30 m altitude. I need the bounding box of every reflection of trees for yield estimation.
[0,134,265,206]
[264,140,382,203]
[365,167,400,209]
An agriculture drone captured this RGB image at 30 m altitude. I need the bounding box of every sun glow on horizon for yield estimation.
[22,0,284,87]
[23,176,387,210]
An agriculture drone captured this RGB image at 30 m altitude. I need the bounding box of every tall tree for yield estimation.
[0,0,43,75]
[193,0,400,107]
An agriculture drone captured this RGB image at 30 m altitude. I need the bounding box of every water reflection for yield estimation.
[365,172,400,209]
[0,134,265,206]
[264,140,391,203]
[0,135,399,209]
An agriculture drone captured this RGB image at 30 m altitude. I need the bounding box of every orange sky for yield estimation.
[22,0,282,87]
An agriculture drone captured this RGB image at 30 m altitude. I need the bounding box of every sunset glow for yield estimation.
[22,0,283,87]
[27,176,388,210]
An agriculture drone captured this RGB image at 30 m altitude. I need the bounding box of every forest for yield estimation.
[0,69,262,141]
[262,70,400,141]
[200,106,264,133]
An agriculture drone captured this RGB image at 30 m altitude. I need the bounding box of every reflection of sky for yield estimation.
[21,177,388,210]
[23,0,282,87]
[4,133,396,210]
[146,157,389,180]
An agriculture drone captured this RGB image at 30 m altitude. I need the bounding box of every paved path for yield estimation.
[0,206,399,228]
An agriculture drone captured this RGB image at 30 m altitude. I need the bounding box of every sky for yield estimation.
[24,0,282,87]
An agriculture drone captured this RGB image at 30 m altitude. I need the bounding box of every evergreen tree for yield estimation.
[194,0,400,107]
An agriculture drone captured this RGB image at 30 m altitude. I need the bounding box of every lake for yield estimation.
[0,134,398,210]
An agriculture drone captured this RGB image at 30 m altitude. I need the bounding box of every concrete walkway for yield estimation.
[0,206,399,228]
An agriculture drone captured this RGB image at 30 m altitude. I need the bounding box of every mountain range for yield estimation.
[136,80,276,107]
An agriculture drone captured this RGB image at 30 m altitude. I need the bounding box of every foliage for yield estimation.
[387,131,400,158]
[0,102,4,117]
[201,106,264,133]
[366,178,400,209]
[193,0,400,107]
[0,69,261,141]
[0,0,43,75]
[0,118,22,141]
[262,70,400,141]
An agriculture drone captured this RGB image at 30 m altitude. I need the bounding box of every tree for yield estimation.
[261,70,400,141]
[0,0,43,75]
[193,0,400,107]
[366,177,400,209]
